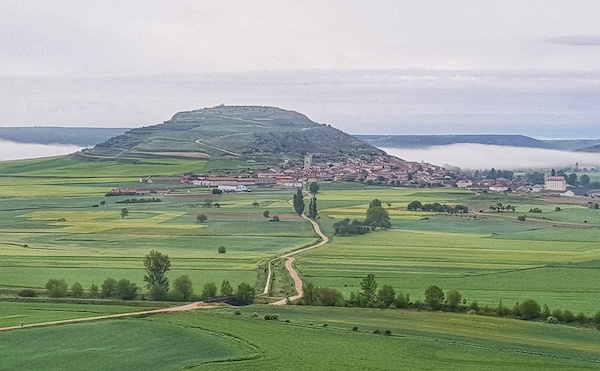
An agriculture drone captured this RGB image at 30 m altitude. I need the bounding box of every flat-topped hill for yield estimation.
[78,105,384,165]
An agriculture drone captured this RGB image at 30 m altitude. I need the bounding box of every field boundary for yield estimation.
[0,301,220,332]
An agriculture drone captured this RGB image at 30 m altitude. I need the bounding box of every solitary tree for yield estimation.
[293,188,305,215]
[360,274,377,304]
[263,210,270,218]
[172,275,194,301]
[143,250,171,291]
[424,285,445,310]
[196,214,208,223]
[120,208,129,219]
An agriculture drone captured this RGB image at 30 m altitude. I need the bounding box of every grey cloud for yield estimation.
[547,35,600,46]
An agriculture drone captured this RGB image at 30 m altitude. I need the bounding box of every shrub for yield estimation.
[17,289,37,297]
[576,312,588,324]
[251,312,259,318]
[270,215,280,222]
[384,330,392,335]
[562,310,575,323]
[373,329,381,334]
[234,309,242,315]
[352,326,358,331]
[218,246,226,253]
[212,188,222,194]
[469,301,480,312]
[545,316,559,324]
[263,210,270,218]
[594,311,600,325]
[264,314,279,320]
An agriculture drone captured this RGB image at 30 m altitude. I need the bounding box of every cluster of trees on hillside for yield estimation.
[299,274,600,327]
[407,200,469,214]
[488,202,516,212]
[333,199,391,235]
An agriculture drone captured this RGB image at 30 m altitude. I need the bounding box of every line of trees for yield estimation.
[39,250,255,305]
[298,274,600,327]
[407,200,469,214]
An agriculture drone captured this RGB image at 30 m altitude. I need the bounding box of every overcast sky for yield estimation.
[2,1,600,137]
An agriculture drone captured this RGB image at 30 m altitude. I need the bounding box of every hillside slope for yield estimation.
[80,106,383,164]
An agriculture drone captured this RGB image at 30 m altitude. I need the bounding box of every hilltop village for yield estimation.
[104,153,600,201]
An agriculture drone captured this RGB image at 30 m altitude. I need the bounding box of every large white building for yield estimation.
[544,176,567,191]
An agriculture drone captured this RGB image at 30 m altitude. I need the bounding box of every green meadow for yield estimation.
[1,156,600,370]
[2,305,599,370]
[297,188,600,315]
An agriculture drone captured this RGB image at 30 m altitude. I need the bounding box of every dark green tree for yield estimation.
[302,282,317,305]
[309,182,319,196]
[308,197,318,219]
[567,173,579,186]
[263,210,270,218]
[407,200,423,211]
[201,282,217,300]
[120,208,129,218]
[293,189,305,215]
[89,283,99,298]
[196,214,208,223]
[580,174,590,185]
[71,282,84,298]
[377,285,396,308]
[45,278,68,298]
[365,199,391,229]
[147,284,168,301]
[101,277,117,298]
[115,278,138,300]
[446,290,462,311]
[424,285,445,310]
[220,280,234,296]
[173,275,194,301]
[143,250,171,291]
[519,299,541,320]
[235,282,256,305]
[360,274,377,304]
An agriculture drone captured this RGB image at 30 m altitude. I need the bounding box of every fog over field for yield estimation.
[382,144,600,171]
[0,140,81,161]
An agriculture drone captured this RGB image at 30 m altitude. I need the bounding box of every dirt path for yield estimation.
[0,301,218,332]
[269,215,329,306]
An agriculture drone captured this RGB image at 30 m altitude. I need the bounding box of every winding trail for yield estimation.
[0,302,219,332]
[268,214,329,306]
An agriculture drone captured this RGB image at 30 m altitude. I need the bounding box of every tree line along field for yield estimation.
[2,304,600,370]
[297,188,600,315]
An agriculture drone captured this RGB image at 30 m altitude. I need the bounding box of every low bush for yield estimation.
[17,289,37,297]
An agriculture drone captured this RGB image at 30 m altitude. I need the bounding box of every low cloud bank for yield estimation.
[0,140,82,161]
[381,144,600,171]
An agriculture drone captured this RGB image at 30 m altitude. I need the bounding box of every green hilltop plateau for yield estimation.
[77,105,384,166]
